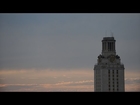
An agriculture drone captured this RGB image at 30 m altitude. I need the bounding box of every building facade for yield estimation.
[94,37,125,92]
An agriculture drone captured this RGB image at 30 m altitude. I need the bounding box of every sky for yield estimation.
[0,13,140,91]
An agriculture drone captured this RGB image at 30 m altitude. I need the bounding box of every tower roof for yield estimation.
[102,37,115,41]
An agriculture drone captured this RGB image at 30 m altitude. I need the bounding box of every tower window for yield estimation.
[113,78,114,80]
[113,88,114,91]
[108,70,110,77]
[112,70,114,73]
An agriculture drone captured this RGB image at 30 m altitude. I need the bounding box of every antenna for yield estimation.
[111,32,114,37]
[110,30,113,37]
[105,30,107,37]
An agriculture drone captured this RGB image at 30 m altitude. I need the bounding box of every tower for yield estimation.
[94,37,125,92]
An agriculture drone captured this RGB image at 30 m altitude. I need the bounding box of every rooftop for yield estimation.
[102,37,115,41]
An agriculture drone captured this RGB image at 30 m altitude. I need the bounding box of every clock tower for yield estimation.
[94,37,125,92]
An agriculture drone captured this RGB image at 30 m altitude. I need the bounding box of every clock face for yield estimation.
[110,55,115,62]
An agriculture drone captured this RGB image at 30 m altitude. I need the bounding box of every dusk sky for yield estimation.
[0,13,140,91]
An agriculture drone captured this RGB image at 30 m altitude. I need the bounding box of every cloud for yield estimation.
[0,69,94,91]
[125,78,140,84]
[54,80,94,86]
[124,77,140,91]
[125,84,140,92]
[0,68,140,92]
[0,68,94,91]
[0,80,94,92]
[124,71,140,91]
[0,84,39,92]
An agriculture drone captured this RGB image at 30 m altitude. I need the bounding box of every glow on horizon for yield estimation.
[0,68,140,92]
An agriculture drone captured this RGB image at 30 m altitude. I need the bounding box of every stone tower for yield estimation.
[94,37,125,92]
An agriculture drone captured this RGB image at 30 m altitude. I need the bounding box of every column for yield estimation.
[111,42,113,51]
[110,42,111,51]
[114,42,115,51]
[112,42,114,51]
[105,42,106,51]
[108,42,109,51]
[109,42,111,51]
